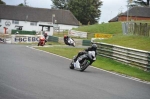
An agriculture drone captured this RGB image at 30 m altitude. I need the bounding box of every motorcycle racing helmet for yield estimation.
[64,35,67,38]
[91,44,97,50]
[39,36,45,41]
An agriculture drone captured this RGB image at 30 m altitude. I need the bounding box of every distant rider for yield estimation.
[38,36,45,46]
[64,35,70,45]
[44,32,48,42]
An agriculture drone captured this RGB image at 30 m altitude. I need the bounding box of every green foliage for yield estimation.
[51,0,68,9]
[51,0,103,25]
[18,3,24,6]
[0,0,6,4]
[68,0,102,25]
[73,22,122,34]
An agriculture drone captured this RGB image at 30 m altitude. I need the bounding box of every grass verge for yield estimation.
[35,46,150,82]
[94,34,150,51]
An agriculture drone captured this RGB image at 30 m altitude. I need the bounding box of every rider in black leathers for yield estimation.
[64,35,70,45]
[74,44,97,65]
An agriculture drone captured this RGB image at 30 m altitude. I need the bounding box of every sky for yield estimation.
[3,0,128,23]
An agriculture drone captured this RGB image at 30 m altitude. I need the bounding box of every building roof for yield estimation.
[0,5,79,26]
[108,6,150,22]
[108,16,118,22]
[121,6,150,17]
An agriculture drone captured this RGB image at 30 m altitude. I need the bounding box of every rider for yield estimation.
[64,35,70,45]
[38,36,45,46]
[44,32,48,42]
[74,44,97,64]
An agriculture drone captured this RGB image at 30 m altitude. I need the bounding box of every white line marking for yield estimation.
[27,46,150,85]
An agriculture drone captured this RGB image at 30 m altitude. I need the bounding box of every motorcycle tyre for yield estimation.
[69,61,74,69]
[80,60,90,72]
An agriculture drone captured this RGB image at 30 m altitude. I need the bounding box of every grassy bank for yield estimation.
[72,22,150,51]
[53,22,122,39]
[35,46,150,82]
[74,22,122,34]
[94,34,150,51]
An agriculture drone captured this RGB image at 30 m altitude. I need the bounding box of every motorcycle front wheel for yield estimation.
[69,60,74,69]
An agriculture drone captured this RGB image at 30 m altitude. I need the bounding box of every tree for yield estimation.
[51,0,69,9]
[18,3,24,6]
[0,0,6,4]
[52,0,102,25]
[18,0,29,7]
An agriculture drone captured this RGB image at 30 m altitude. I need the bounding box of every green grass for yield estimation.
[94,34,150,51]
[37,46,83,58]
[93,56,150,81]
[53,22,150,51]
[35,46,150,82]
[71,22,150,51]
[53,22,122,39]
[73,22,122,34]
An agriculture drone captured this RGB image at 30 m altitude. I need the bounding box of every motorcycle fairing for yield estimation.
[74,60,81,69]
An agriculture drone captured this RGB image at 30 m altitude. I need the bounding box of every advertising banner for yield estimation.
[11,35,43,43]
[68,30,87,38]
[94,33,112,39]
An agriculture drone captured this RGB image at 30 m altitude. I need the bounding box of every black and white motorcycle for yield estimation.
[68,37,75,47]
[64,36,75,47]
[69,51,96,72]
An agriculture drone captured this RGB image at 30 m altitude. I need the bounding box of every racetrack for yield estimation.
[0,44,150,99]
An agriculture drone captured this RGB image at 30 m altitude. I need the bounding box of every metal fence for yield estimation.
[95,42,150,71]
[122,22,150,36]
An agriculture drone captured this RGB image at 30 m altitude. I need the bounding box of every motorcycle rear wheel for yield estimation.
[80,60,90,72]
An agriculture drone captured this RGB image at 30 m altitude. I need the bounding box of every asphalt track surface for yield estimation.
[0,44,150,99]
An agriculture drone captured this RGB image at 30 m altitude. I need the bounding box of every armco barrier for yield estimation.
[82,40,91,46]
[11,30,36,35]
[48,36,89,46]
[48,36,58,42]
[95,42,150,71]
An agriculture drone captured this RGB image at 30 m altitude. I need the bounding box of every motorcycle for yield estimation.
[69,51,96,72]
[0,38,4,43]
[64,36,75,47]
[38,37,45,46]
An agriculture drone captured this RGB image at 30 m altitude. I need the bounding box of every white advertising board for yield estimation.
[11,35,43,43]
[68,30,87,38]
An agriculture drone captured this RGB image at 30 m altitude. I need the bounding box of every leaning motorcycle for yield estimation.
[69,51,96,72]
[64,37,75,47]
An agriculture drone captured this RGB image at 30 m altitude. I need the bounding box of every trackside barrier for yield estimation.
[82,40,91,46]
[48,36,58,42]
[95,42,150,71]
[11,30,36,35]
